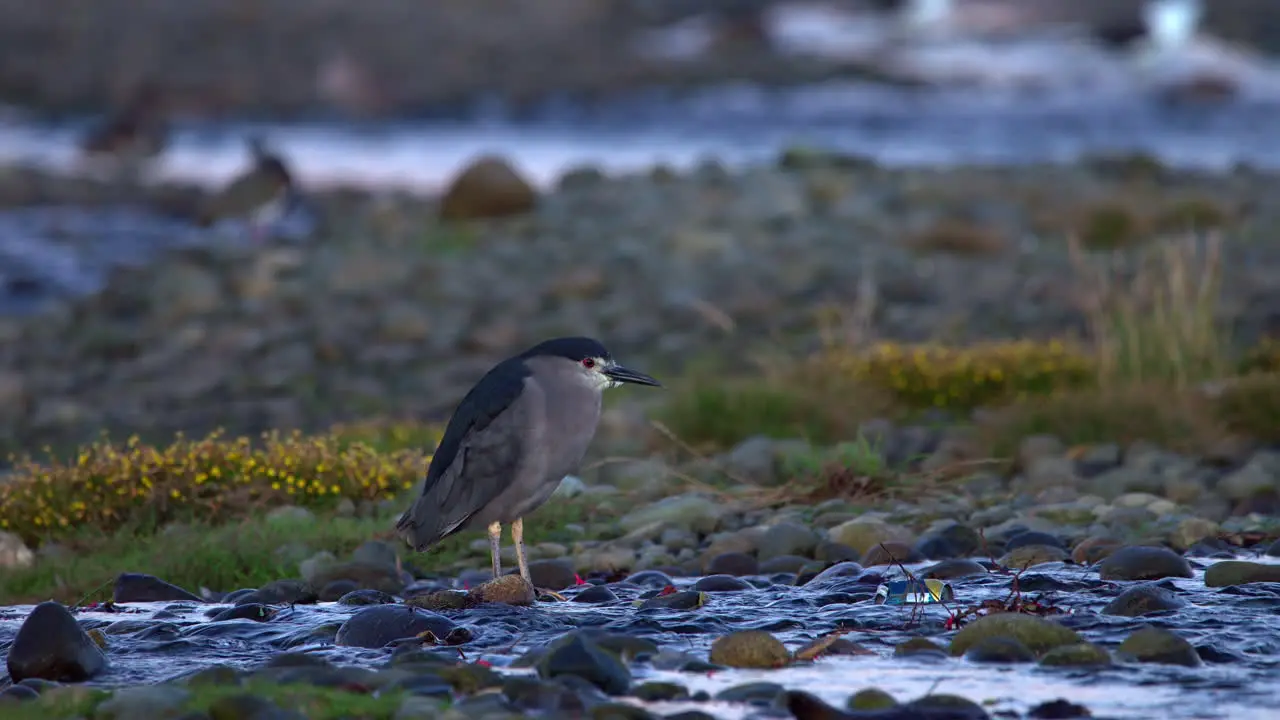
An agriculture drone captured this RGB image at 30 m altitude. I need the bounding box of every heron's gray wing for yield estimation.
[394,357,532,550]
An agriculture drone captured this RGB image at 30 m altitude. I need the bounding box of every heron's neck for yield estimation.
[1144,0,1202,52]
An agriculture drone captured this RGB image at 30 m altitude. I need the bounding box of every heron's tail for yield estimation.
[393,488,456,552]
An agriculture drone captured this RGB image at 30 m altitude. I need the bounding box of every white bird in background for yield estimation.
[867,0,1124,95]
[1129,0,1280,103]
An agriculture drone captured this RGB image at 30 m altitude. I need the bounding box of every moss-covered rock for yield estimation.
[949,613,1082,657]
[1039,643,1112,667]
[708,631,791,669]
[1203,560,1280,587]
[1117,627,1201,667]
[847,688,898,711]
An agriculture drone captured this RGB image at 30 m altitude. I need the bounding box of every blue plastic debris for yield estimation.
[874,578,955,606]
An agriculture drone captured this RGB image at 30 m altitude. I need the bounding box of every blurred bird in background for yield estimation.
[78,82,169,180]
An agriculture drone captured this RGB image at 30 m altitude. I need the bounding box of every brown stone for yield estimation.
[438,155,537,221]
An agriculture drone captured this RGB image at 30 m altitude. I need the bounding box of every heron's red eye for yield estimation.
[581,358,596,369]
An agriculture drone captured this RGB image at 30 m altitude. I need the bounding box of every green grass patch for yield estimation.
[0,494,600,606]
[655,371,898,449]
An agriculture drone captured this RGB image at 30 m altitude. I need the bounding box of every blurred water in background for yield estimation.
[2,82,1280,194]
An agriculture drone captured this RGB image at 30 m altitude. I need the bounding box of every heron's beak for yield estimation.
[604,364,662,387]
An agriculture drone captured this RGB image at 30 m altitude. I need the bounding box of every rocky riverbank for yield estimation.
[1,0,1278,117]
[1,151,1280,456]
[1,426,1279,719]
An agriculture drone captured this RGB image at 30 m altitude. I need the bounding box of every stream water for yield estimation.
[1,557,1276,719]
[3,80,1280,316]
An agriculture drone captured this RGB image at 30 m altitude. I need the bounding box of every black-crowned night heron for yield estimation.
[395,337,661,589]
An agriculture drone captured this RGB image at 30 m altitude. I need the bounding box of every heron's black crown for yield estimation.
[519,336,611,363]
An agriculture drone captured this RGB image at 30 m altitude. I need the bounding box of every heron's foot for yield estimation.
[535,588,568,602]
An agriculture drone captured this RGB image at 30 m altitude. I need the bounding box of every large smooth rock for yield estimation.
[438,155,537,221]
[949,614,1082,657]
[1096,546,1193,581]
[112,573,202,603]
[1117,627,1201,667]
[709,631,791,669]
[6,601,108,682]
[1102,583,1187,617]
[536,632,631,695]
[334,605,458,648]
[1204,561,1280,587]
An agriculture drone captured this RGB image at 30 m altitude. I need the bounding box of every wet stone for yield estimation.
[472,575,536,606]
[209,604,277,622]
[501,675,586,714]
[318,580,359,602]
[907,694,991,719]
[704,552,758,576]
[591,701,658,719]
[184,665,243,687]
[637,590,706,611]
[964,637,1037,663]
[113,572,202,603]
[1005,530,1065,551]
[894,637,948,658]
[862,541,923,567]
[802,561,865,587]
[15,678,59,694]
[0,685,39,703]
[999,544,1069,570]
[709,630,791,669]
[1118,627,1201,667]
[237,579,318,605]
[337,589,397,606]
[692,574,753,592]
[595,635,660,662]
[759,554,811,574]
[757,521,820,561]
[923,559,988,580]
[715,681,785,704]
[1072,536,1124,564]
[334,604,458,648]
[1028,699,1093,719]
[1103,583,1187,617]
[814,541,861,563]
[306,560,407,595]
[1097,546,1193,581]
[527,558,578,590]
[536,632,631,696]
[795,636,874,660]
[848,687,898,710]
[631,681,690,701]
[621,570,674,588]
[436,662,502,694]
[572,585,619,604]
[1204,560,1280,587]
[6,601,108,682]
[950,614,1082,657]
[405,590,475,611]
